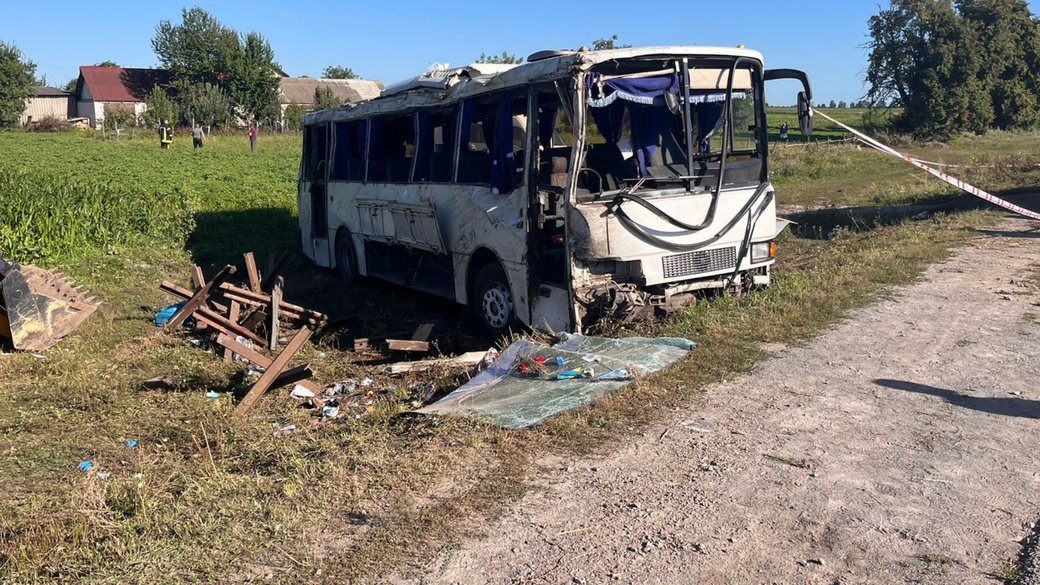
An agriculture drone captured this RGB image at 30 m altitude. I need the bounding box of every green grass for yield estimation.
[0,126,1035,583]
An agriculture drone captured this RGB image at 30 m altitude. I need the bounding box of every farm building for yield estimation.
[277,77,383,122]
[72,66,173,128]
[20,87,74,125]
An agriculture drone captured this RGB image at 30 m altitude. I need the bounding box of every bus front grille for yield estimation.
[661,247,737,279]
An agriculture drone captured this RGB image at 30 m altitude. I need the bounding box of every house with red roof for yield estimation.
[72,66,173,128]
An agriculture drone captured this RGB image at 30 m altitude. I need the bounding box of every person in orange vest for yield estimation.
[159,119,174,149]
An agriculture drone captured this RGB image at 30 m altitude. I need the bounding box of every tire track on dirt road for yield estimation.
[406,216,1040,585]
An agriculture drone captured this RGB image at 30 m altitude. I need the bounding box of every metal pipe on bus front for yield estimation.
[606,56,761,246]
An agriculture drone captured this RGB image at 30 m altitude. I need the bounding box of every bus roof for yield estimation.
[302,45,765,126]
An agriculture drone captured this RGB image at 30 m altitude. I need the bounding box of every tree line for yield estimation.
[867,0,1040,138]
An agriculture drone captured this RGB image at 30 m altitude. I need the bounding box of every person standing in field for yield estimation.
[779,121,789,143]
[159,119,173,149]
[192,123,205,149]
[249,123,258,153]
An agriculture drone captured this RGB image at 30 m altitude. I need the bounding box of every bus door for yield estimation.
[526,85,574,331]
[301,123,331,266]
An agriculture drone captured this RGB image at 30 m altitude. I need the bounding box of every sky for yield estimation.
[3,0,1038,105]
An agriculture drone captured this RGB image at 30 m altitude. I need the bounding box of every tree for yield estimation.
[63,78,78,92]
[0,41,36,127]
[224,31,281,122]
[322,65,359,79]
[865,0,1027,138]
[152,7,239,91]
[475,51,523,64]
[284,101,306,130]
[103,103,136,131]
[838,100,848,108]
[141,86,177,128]
[313,85,341,110]
[185,82,231,126]
[592,35,632,50]
[957,0,1040,129]
[828,100,837,108]
[94,60,119,67]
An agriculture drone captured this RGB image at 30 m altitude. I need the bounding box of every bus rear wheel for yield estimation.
[334,230,359,286]
[473,262,514,338]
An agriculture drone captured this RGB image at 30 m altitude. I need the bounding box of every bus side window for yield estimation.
[413,109,454,183]
[304,124,328,182]
[457,92,527,192]
[368,115,414,183]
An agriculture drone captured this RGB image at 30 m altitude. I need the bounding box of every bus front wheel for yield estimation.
[473,263,514,338]
[334,230,359,286]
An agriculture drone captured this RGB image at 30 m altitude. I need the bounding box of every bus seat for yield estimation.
[539,147,570,188]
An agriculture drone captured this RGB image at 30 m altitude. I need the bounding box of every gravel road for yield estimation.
[408,217,1040,584]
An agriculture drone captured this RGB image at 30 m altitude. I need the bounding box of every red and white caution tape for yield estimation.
[811,108,1040,221]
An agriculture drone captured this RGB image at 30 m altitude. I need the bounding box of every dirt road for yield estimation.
[415,217,1040,584]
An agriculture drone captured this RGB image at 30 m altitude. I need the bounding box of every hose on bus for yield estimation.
[609,182,773,252]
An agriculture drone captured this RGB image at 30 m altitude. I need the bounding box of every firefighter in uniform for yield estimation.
[159,119,173,149]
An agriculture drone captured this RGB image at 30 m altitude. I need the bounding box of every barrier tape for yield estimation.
[811,108,1040,221]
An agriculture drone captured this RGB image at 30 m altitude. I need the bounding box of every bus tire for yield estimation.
[334,229,359,286]
[473,262,514,338]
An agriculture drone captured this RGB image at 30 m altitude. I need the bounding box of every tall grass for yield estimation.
[0,169,194,266]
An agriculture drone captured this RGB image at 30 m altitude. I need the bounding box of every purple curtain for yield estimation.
[490,94,515,194]
[588,99,625,144]
[413,111,432,182]
[354,121,367,180]
[366,117,382,180]
[629,105,662,177]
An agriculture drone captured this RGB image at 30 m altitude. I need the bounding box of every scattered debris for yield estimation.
[142,375,179,391]
[0,253,99,351]
[205,391,221,399]
[96,471,112,480]
[78,460,93,472]
[155,252,329,415]
[126,439,138,448]
[384,350,495,375]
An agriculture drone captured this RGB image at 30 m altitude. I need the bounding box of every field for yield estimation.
[0,116,1038,583]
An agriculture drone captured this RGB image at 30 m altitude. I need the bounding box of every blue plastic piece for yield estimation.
[554,356,565,366]
[78,460,93,472]
[126,439,138,448]
[154,301,187,327]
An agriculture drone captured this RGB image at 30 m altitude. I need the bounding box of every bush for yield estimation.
[103,104,136,131]
[25,116,73,132]
[283,101,305,131]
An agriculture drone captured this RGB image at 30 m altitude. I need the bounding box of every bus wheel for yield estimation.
[473,263,514,338]
[334,230,359,286]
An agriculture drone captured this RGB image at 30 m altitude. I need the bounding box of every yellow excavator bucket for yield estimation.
[0,259,98,352]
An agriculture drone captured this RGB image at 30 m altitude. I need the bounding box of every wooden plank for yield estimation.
[159,281,229,314]
[269,277,282,351]
[235,325,315,415]
[163,265,236,332]
[191,265,206,289]
[241,309,267,333]
[194,307,266,346]
[218,283,327,323]
[353,338,371,351]
[270,364,314,390]
[260,251,295,293]
[386,339,430,352]
[243,252,261,293]
[216,333,321,393]
[411,322,435,342]
[384,351,490,375]
[222,301,240,363]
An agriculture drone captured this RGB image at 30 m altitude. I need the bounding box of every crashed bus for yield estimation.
[298,46,812,335]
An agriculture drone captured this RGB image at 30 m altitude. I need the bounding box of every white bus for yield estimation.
[298,46,813,335]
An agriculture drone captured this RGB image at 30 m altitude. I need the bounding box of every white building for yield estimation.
[20,87,73,125]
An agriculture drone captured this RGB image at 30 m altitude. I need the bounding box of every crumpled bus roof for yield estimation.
[302,45,764,125]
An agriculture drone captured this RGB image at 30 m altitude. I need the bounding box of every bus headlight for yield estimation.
[751,241,777,263]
